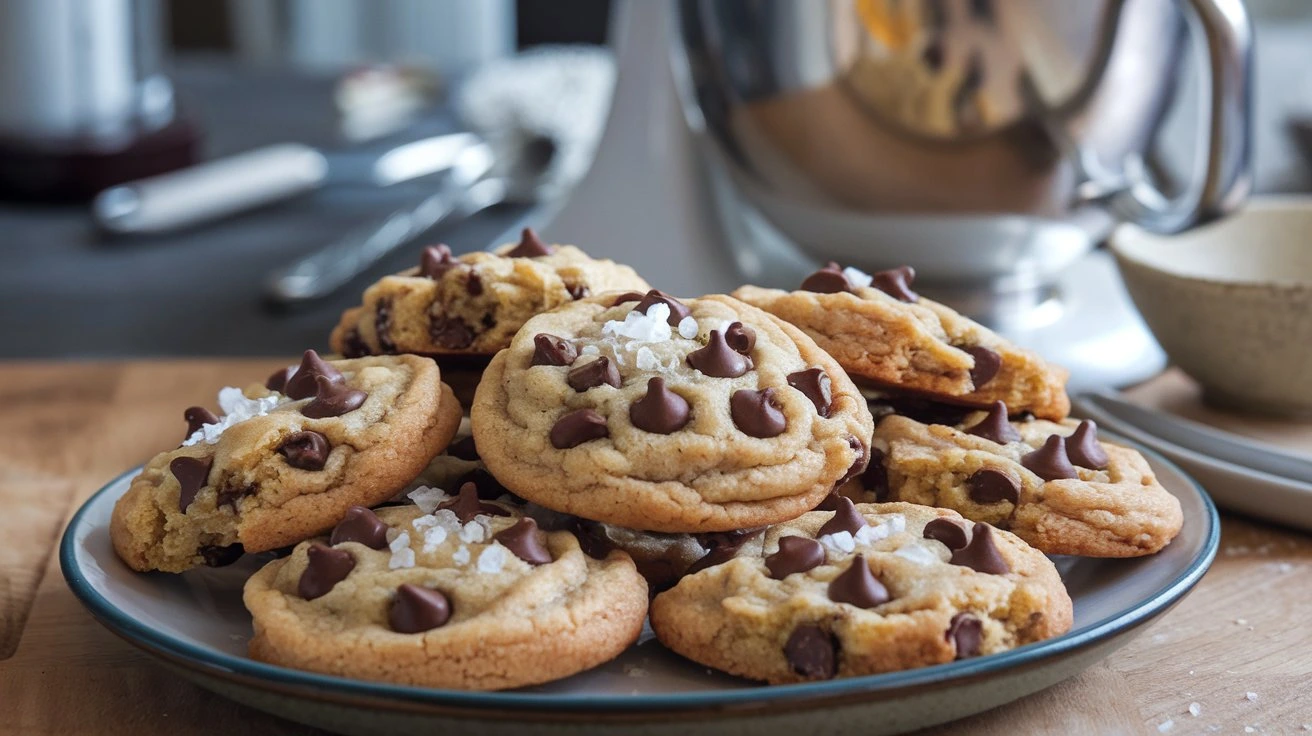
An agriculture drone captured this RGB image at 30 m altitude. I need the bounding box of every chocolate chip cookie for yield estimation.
[865,407,1183,557]
[649,501,1072,684]
[243,498,648,690]
[470,292,874,533]
[328,229,651,359]
[733,263,1070,420]
[110,351,463,573]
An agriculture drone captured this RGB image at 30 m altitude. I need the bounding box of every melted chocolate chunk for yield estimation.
[389,584,452,633]
[923,518,969,551]
[816,492,843,511]
[457,468,514,501]
[786,368,832,417]
[817,496,867,537]
[330,506,389,549]
[966,401,1021,444]
[963,346,1002,387]
[947,612,983,659]
[215,484,254,510]
[284,350,344,400]
[375,298,397,353]
[686,528,765,575]
[531,333,578,367]
[341,329,370,359]
[828,554,891,608]
[949,524,1010,575]
[466,271,484,296]
[301,375,367,419]
[723,321,756,354]
[1021,435,1078,481]
[630,377,691,434]
[687,330,752,378]
[419,244,457,280]
[569,518,612,559]
[765,536,825,579]
[429,314,475,350]
[837,436,870,487]
[784,625,837,680]
[438,482,511,524]
[200,543,244,567]
[506,227,555,258]
[869,395,975,426]
[494,518,553,565]
[183,406,219,440]
[565,282,589,300]
[297,543,355,600]
[172,456,213,513]
[966,469,1020,505]
[549,408,609,449]
[265,367,295,393]
[800,262,853,294]
[448,435,479,461]
[862,448,889,501]
[567,356,621,392]
[871,265,918,302]
[730,388,786,438]
[1067,420,1109,470]
[278,430,330,470]
[635,289,692,326]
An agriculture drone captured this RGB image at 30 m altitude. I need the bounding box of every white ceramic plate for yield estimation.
[62,445,1218,736]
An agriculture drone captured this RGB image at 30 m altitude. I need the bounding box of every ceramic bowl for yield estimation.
[1110,197,1312,417]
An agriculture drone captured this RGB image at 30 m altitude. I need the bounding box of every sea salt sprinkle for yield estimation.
[476,543,509,573]
[459,519,489,544]
[1188,703,1202,717]
[182,386,283,446]
[1158,719,1174,733]
[388,532,415,569]
[818,531,856,555]
[677,315,698,339]
[453,545,471,566]
[420,525,448,553]
[602,302,672,342]
[842,266,874,288]
[893,544,939,566]
[1245,692,1258,702]
[407,486,451,514]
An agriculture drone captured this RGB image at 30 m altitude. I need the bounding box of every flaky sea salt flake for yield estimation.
[677,315,698,339]
[476,543,509,573]
[842,266,874,288]
[408,486,450,514]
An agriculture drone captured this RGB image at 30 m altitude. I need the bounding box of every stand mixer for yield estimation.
[545,0,1252,390]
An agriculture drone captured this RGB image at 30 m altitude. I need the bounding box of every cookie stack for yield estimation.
[110,231,1183,690]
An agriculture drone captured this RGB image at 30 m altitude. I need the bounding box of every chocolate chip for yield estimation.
[375,298,397,353]
[284,350,344,400]
[448,435,479,461]
[635,289,691,326]
[430,314,475,350]
[687,330,752,378]
[784,625,837,680]
[494,518,553,565]
[963,346,1002,387]
[567,356,621,392]
[420,244,457,280]
[872,395,975,426]
[816,492,842,511]
[966,469,1019,504]
[765,536,825,579]
[828,554,891,608]
[278,430,330,470]
[301,375,367,419]
[966,401,1021,444]
[199,543,244,567]
[265,367,294,393]
[215,484,254,510]
[947,612,983,659]
[569,518,612,559]
[1067,420,1109,470]
[686,528,765,575]
[800,262,853,294]
[871,265,918,302]
[837,436,869,487]
[949,524,1010,575]
[466,271,483,296]
[389,584,452,633]
[172,456,213,513]
[531,333,578,367]
[549,408,609,449]
[817,496,867,537]
[786,368,832,417]
[730,388,786,438]
[506,227,555,258]
[457,468,512,501]
[566,282,589,300]
[610,291,646,307]
[183,406,218,440]
[297,543,355,600]
[438,482,511,523]
[330,506,389,549]
[923,518,969,550]
[341,329,370,359]
[724,322,756,354]
[1021,434,1078,481]
[629,377,691,434]
[863,448,889,501]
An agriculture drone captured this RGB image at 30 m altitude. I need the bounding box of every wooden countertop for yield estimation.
[2,360,1309,734]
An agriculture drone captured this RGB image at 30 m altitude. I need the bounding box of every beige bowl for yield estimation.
[1111,197,1312,417]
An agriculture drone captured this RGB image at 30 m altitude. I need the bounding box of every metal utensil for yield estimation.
[263,135,557,305]
[93,132,480,235]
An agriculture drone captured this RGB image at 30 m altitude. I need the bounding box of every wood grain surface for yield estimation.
[1,361,1309,735]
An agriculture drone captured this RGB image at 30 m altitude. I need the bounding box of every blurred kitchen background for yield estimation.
[0,0,1307,368]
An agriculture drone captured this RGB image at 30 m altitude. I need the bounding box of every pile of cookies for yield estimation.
[110,230,1183,690]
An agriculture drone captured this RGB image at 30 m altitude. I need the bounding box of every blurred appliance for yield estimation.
[546,0,1253,389]
[0,0,198,200]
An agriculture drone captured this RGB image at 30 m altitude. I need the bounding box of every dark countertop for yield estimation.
[0,61,528,359]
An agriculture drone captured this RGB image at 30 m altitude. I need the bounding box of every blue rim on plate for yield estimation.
[61,445,1220,715]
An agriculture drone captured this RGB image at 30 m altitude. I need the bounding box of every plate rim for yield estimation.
[60,445,1220,715]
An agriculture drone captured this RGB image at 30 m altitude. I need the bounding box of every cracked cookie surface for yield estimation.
[649,501,1071,683]
[244,502,648,690]
[471,293,874,533]
[110,353,462,572]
